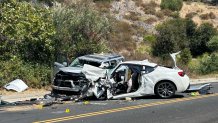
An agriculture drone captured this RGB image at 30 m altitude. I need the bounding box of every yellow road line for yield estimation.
[34,93,218,123]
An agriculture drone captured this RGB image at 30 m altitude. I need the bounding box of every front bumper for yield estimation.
[52,85,80,92]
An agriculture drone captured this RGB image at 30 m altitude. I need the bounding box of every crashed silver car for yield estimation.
[75,52,190,100]
[52,54,124,95]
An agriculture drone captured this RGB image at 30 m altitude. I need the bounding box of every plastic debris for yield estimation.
[83,101,90,105]
[125,97,132,101]
[4,79,28,92]
[190,92,200,96]
[34,104,43,109]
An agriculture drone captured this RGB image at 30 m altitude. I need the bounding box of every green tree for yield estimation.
[179,48,192,65]
[160,0,183,11]
[190,23,217,56]
[152,18,188,57]
[207,35,218,52]
[0,0,55,64]
[53,2,110,60]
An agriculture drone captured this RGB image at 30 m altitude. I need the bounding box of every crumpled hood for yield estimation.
[59,67,82,74]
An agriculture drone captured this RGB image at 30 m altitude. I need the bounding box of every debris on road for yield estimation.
[186,83,213,95]
[4,79,28,92]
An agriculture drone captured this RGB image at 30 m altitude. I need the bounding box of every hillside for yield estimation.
[95,0,218,60]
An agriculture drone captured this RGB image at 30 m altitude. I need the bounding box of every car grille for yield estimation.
[53,71,87,88]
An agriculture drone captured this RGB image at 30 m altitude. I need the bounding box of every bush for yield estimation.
[200,12,216,20]
[53,2,110,59]
[207,35,218,52]
[185,12,197,19]
[178,48,192,65]
[160,0,183,11]
[0,58,51,88]
[0,0,55,64]
[141,1,158,15]
[144,35,156,43]
[197,53,218,74]
[190,23,217,56]
[152,18,189,57]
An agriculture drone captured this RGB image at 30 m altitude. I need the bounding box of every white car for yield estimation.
[81,52,190,99]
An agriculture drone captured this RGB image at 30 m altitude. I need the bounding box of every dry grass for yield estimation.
[141,1,158,15]
[94,1,111,13]
[185,12,198,18]
[108,20,136,53]
[180,2,218,27]
[145,17,158,24]
[199,12,216,20]
[124,12,140,21]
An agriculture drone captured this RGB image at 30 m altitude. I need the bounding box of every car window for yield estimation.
[142,65,155,74]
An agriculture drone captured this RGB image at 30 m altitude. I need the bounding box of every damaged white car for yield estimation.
[53,52,190,100]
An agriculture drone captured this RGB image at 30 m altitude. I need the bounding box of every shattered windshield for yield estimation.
[69,58,101,67]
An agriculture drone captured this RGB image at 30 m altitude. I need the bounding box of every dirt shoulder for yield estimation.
[0,88,50,103]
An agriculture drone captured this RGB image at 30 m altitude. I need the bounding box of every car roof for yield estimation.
[78,53,124,63]
[121,60,157,67]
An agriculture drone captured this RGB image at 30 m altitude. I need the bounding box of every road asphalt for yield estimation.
[1,78,217,103]
[0,82,218,123]
[0,83,218,123]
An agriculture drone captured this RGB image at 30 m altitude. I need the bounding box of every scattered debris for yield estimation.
[4,79,28,92]
[83,101,90,105]
[190,92,200,96]
[186,83,212,95]
[125,97,132,101]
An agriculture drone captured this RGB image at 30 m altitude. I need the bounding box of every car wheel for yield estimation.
[155,81,176,99]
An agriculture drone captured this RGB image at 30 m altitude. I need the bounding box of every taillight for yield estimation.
[178,71,185,77]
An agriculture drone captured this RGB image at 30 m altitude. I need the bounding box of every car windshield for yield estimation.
[69,58,101,67]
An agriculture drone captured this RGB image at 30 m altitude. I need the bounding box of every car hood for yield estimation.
[59,67,82,74]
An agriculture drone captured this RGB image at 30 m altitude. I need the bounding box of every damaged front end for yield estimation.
[52,71,90,95]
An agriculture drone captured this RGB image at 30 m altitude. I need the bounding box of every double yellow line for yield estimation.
[34,93,218,123]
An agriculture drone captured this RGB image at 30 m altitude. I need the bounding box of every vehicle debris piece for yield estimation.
[4,79,28,92]
[186,83,213,94]
[35,98,56,107]
[190,92,200,96]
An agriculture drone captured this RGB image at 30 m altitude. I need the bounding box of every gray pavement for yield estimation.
[0,82,218,123]
[1,77,217,103]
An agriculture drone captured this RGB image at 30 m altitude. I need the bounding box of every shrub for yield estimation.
[144,35,156,43]
[53,2,110,59]
[0,0,55,64]
[207,35,218,52]
[185,12,197,19]
[0,58,51,88]
[190,23,217,56]
[197,53,218,74]
[152,18,189,57]
[160,0,183,11]
[200,12,216,20]
[141,1,158,15]
[178,48,192,65]
[155,11,165,19]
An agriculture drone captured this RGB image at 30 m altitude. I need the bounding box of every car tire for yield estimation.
[155,81,176,99]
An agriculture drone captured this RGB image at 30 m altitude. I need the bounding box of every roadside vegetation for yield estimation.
[0,0,217,88]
